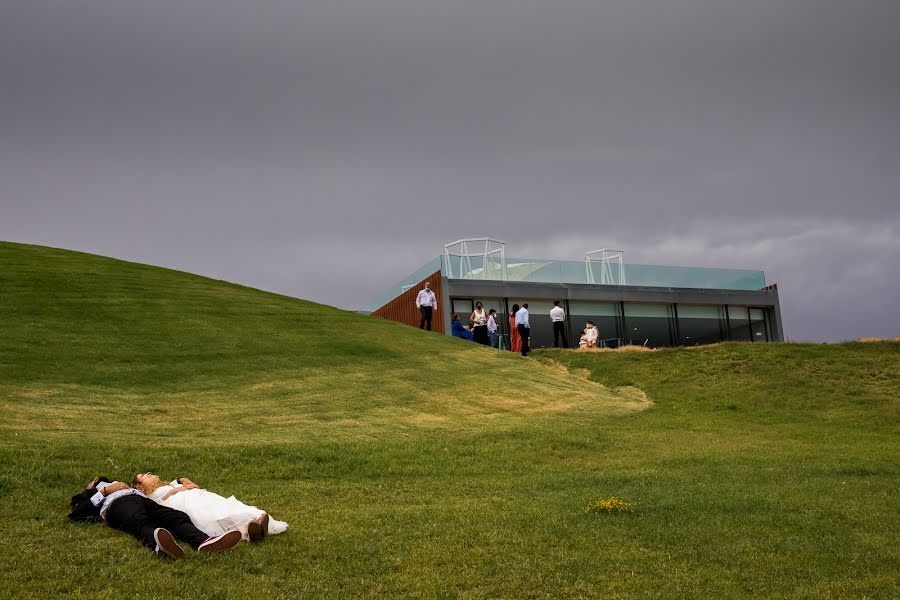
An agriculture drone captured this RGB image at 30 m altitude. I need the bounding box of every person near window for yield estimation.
[515,303,530,356]
[508,305,522,353]
[470,302,489,345]
[487,309,499,348]
[550,301,568,348]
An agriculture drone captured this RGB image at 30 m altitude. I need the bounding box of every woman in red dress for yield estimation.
[509,304,522,353]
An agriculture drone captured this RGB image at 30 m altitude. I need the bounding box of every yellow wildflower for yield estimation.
[585,496,634,514]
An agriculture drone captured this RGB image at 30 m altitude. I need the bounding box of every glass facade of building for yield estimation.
[451,298,474,320]
[677,305,725,346]
[367,252,780,345]
[624,303,675,347]
[508,299,556,349]
[569,302,621,347]
[727,306,752,341]
[448,297,775,349]
[749,308,769,341]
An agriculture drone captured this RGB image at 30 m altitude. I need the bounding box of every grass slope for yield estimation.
[1,241,898,599]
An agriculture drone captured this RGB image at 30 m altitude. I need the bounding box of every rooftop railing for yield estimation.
[363,256,442,313]
[458,256,767,290]
[364,255,767,312]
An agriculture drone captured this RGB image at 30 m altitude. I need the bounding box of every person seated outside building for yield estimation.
[579,321,599,349]
[450,313,474,341]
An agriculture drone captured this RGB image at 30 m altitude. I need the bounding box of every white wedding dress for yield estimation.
[149,480,288,539]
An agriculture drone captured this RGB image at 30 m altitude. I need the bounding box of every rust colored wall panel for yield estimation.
[371,270,445,334]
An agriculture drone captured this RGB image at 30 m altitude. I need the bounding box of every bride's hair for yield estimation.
[131,474,165,495]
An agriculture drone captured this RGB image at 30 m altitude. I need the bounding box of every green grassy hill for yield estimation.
[0,241,644,445]
[1,241,897,599]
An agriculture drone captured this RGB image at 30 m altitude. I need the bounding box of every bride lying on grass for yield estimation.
[132,472,288,542]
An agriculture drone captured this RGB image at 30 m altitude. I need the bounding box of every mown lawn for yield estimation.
[1,241,897,599]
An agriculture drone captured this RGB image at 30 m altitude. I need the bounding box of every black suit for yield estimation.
[69,485,209,551]
[552,321,568,348]
[517,324,530,356]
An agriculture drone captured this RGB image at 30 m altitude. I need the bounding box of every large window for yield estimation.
[450,297,771,347]
[569,302,620,348]
[451,297,506,333]
[510,299,556,349]
[451,299,473,322]
[677,305,724,345]
[727,306,752,341]
[624,303,674,347]
[749,308,769,342]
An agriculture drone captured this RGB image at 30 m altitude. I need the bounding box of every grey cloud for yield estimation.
[2,1,899,340]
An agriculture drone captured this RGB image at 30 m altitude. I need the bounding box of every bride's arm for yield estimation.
[161,487,188,501]
[158,477,200,500]
[176,477,200,490]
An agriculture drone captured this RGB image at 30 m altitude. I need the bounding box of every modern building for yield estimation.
[366,239,783,348]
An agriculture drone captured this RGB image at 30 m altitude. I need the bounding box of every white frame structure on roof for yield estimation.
[585,248,626,285]
[443,238,507,280]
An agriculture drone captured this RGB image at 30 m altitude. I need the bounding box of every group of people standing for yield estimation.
[416,283,601,353]
[450,303,500,347]
[451,303,534,355]
[450,301,559,357]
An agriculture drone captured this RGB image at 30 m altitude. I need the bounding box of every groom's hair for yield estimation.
[130,475,147,494]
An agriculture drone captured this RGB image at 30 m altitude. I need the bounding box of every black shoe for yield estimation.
[154,528,184,560]
[248,512,269,543]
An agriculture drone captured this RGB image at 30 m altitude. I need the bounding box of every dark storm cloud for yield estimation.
[2,1,899,340]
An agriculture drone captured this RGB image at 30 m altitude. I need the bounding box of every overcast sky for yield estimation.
[2,1,898,341]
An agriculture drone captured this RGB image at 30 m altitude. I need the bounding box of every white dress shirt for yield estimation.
[550,306,566,322]
[415,289,437,309]
[487,314,498,333]
[90,481,148,520]
[515,307,529,328]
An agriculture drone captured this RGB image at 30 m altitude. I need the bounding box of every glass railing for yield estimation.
[362,256,442,313]
[442,255,766,290]
[365,255,766,312]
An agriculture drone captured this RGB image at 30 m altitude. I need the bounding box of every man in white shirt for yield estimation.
[550,301,568,348]
[69,476,242,559]
[487,308,499,348]
[415,282,438,331]
[515,303,530,356]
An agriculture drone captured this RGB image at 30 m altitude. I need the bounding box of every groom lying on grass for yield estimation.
[69,476,242,559]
